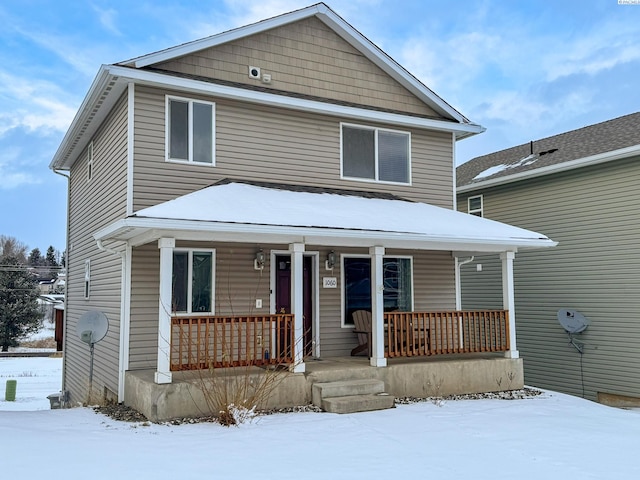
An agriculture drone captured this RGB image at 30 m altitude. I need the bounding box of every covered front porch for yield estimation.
[93,180,555,406]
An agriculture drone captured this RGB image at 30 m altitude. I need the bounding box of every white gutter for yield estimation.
[50,64,484,171]
[108,66,484,136]
[458,144,640,193]
[93,216,556,250]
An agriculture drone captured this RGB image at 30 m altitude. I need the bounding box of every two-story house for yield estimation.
[50,3,554,421]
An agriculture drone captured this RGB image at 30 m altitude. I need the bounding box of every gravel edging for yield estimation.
[93,387,543,425]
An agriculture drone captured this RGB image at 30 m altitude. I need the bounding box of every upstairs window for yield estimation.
[87,141,94,181]
[341,124,410,184]
[166,96,215,165]
[172,250,215,314]
[468,195,483,217]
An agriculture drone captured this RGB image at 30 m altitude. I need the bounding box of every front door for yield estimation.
[275,255,313,356]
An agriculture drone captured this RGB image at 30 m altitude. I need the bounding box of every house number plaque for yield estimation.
[323,277,338,288]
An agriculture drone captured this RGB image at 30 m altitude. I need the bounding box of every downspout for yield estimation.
[53,169,70,406]
[96,238,129,403]
[455,256,474,310]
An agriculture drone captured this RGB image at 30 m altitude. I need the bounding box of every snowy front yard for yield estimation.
[2,356,640,478]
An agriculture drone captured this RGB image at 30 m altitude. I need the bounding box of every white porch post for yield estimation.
[370,246,387,367]
[501,251,519,359]
[155,237,175,384]
[289,243,306,373]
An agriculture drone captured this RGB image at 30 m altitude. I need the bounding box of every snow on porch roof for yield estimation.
[94,181,556,251]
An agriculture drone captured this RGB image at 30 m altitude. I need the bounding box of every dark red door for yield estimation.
[275,255,313,356]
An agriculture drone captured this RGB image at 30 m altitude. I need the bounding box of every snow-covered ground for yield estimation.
[1,356,640,478]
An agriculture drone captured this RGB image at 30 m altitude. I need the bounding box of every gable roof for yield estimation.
[50,3,484,171]
[93,181,555,252]
[457,112,640,192]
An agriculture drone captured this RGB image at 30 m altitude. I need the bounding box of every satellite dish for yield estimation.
[76,311,109,344]
[557,309,589,334]
[76,311,109,403]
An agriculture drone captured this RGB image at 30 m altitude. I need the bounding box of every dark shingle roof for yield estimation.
[457,112,640,188]
[213,178,412,202]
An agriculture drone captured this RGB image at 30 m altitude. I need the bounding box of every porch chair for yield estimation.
[350,310,372,357]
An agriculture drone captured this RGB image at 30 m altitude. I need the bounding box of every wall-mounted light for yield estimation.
[325,250,337,270]
[254,249,265,270]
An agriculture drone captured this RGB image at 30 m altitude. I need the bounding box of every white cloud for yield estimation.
[0,71,77,136]
[91,4,122,36]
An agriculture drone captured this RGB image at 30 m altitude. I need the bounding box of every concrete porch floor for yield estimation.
[125,354,523,422]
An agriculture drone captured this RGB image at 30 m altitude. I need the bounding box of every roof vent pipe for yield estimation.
[530,140,533,155]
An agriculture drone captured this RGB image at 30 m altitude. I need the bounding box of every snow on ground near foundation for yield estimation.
[1,357,640,479]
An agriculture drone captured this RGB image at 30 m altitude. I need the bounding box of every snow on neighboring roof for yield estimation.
[120,181,554,249]
[458,111,640,190]
[472,154,539,181]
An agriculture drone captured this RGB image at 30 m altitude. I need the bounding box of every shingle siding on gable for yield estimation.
[458,156,640,401]
[152,17,439,118]
[132,85,454,212]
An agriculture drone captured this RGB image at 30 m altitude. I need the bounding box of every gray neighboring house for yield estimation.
[457,112,640,406]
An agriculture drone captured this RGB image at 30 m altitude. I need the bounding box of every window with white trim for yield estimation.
[342,255,413,326]
[87,141,94,181]
[172,250,215,314]
[84,259,91,299]
[341,124,410,184]
[166,96,215,165]
[468,195,483,217]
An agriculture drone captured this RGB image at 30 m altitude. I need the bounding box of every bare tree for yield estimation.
[0,235,28,264]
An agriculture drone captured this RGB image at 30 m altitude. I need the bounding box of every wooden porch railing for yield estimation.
[169,310,509,371]
[170,314,294,371]
[384,310,510,357]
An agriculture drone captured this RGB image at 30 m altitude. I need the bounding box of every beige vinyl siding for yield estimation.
[64,93,128,404]
[128,245,160,370]
[459,255,503,310]
[458,156,640,401]
[128,243,456,364]
[153,17,438,118]
[133,86,453,211]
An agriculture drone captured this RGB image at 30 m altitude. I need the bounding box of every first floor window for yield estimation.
[172,250,214,314]
[343,256,413,326]
[84,259,91,299]
[341,124,410,184]
[167,97,215,164]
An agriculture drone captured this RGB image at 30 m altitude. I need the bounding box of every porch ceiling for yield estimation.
[94,181,556,252]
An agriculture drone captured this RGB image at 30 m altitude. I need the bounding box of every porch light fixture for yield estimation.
[325,250,337,270]
[254,249,266,270]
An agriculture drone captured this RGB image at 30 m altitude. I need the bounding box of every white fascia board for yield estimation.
[108,65,484,136]
[458,144,640,194]
[94,217,556,251]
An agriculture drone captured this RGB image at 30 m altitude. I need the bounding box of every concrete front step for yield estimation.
[312,379,385,407]
[312,379,395,414]
[322,393,395,414]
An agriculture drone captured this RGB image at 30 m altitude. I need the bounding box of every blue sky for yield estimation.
[1,0,639,253]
